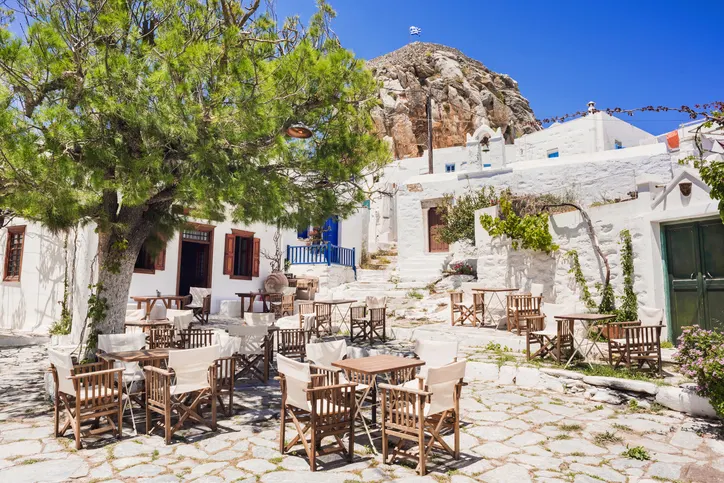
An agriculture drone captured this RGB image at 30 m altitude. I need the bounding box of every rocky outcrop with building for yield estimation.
[367,42,540,159]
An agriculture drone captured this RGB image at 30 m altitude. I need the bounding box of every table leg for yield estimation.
[239,296,245,317]
[248,296,256,314]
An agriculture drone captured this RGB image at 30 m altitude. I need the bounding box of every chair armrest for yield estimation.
[144,365,173,377]
[304,383,357,393]
[72,360,113,374]
[378,382,431,397]
[68,367,124,380]
[607,321,641,327]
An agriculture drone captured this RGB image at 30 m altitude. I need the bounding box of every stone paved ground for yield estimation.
[1,344,723,483]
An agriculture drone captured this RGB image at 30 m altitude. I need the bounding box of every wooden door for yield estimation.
[428,207,449,253]
[665,219,724,339]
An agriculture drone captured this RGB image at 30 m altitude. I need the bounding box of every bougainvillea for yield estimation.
[448,261,476,276]
[674,326,724,417]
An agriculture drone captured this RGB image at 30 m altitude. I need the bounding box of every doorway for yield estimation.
[176,226,214,297]
[428,207,449,253]
[664,218,724,340]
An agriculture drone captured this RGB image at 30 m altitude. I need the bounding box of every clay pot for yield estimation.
[264,271,289,293]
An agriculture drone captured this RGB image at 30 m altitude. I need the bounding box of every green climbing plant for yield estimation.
[479,195,559,254]
[617,229,638,321]
[565,250,597,310]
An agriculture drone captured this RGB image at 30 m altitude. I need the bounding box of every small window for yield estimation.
[3,225,25,281]
[614,140,623,149]
[547,149,559,158]
[445,163,456,173]
[134,239,166,274]
[223,231,260,280]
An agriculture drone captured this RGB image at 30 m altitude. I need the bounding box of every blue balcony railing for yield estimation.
[287,244,356,279]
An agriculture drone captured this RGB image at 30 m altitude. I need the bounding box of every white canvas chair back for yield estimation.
[415,339,458,379]
[306,339,347,369]
[214,330,239,358]
[168,345,220,395]
[639,306,664,326]
[189,287,212,307]
[283,287,297,296]
[301,313,316,332]
[48,348,75,395]
[426,360,466,416]
[229,325,267,355]
[366,296,387,309]
[530,283,544,298]
[244,313,275,326]
[98,333,146,377]
[540,303,572,331]
[277,354,311,411]
[125,308,146,322]
[167,309,194,331]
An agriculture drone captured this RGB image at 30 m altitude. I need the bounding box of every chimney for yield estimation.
[587,101,596,115]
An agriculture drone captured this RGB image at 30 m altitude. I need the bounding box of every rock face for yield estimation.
[367,42,539,159]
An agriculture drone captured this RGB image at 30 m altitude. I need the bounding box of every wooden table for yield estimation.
[100,348,174,364]
[471,287,519,326]
[315,299,358,333]
[332,354,424,425]
[132,295,186,320]
[236,292,280,317]
[555,313,616,368]
[124,319,172,334]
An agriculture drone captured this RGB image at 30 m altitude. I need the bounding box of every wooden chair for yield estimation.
[49,348,124,450]
[229,325,271,383]
[526,303,575,363]
[144,345,219,444]
[277,354,356,471]
[166,309,195,332]
[403,339,458,390]
[349,305,368,343]
[213,331,238,417]
[185,287,211,324]
[380,360,467,476]
[507,294,542,335]
[314,303,333,336]
[606,308,665,373]
[276,328,310,361]
[97,333,147,434]
[449,292,484,327]
[148,326,176,349]
[270,288,296,319]
[179,328,215,349]
[298,301,315,328]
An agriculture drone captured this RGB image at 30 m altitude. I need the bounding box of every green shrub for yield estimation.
[437,187,498,245]
[675,326,724,417]
[622,445,650,461]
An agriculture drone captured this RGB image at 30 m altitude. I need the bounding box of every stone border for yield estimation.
[466,362,718,419]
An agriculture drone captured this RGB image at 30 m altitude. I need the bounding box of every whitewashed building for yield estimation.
[367,103,724,341]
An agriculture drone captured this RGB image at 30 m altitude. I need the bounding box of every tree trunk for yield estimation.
[94,207,155,334]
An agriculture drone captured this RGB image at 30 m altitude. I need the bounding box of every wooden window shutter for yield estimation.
[252,237,260,277]
[154,246,166,271]
[223,234,235,275]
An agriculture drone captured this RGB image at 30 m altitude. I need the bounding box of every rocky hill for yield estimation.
[367,42,539,159]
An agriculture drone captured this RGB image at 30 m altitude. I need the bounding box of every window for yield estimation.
[614,140,623,149]
[134,239,166,274]
[3,225,25,281]
[547,149,559,158]
[223,230,260,280]
[445,163,456,173]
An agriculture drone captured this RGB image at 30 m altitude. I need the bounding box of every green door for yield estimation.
[665,219,724,339]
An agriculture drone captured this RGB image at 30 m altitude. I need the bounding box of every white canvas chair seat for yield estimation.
[168,345,220,396]
[214,330,239,358]
[167,309,194,332]
[244,312,276,326]
[98,333,147,382]
[187,287,212,308]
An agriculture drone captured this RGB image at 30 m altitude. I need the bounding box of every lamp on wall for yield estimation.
[481,135,490,152]
[679,182,692,197]
[286,123,314,139]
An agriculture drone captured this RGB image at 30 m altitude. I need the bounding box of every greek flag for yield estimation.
[409,26,422,36]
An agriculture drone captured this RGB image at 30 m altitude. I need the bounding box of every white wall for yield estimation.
[514,117,597,161]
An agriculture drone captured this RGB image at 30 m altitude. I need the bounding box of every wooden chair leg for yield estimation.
[418,422,426,476]
[279,405,286,454]
[164,400,172,445]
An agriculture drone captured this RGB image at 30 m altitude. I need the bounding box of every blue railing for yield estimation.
[287,244,356,279]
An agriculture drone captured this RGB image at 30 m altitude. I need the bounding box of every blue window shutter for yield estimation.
[297,228,308,239]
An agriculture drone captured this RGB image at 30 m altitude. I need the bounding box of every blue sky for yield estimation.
[279,0,723,134]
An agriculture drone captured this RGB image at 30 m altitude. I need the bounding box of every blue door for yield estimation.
[322,216,339,246]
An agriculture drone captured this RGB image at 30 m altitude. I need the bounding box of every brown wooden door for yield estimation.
[428,207,449,253]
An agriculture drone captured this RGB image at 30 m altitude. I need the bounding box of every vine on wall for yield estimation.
[617,229,638,321]
[565,250,597,310]
[479,195,559,254]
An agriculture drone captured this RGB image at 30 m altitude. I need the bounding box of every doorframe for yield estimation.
[660,216,721,342]
[176,223,216,296]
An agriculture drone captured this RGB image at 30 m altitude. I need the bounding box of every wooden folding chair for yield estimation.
[526,316,575,363]
[368,308,387,343]
[144,345,219,444]
[607,321,664,373]
[179,328,215,349]
[49,348,124,450]
[507,294,542,335]
[277,355,356,471]
[314,303,333,336]
[381,360,467,476]
[185,287,211,324]
[229,325,272,383]
[270,289,296,319]
[449,292,483,326]
[148,326,176,349]
[349,306,368,343]
[213,331,238,417]
[276,328,310,361]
